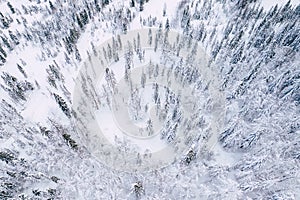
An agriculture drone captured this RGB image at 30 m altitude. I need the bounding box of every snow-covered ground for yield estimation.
[1,0,299,199]
[72,28,226,172]
[260,0,300,10]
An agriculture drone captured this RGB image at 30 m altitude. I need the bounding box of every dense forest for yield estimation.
[0,0,299,199]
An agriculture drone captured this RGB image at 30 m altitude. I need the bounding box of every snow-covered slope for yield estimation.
[0,0,299,199]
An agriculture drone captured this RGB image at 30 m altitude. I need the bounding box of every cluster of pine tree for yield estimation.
[175,0,299,198]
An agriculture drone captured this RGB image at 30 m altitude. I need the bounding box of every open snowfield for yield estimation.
[72,28,226,171]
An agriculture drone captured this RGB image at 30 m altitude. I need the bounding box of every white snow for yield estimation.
[0,0,299,199]
[260,0,300,10]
